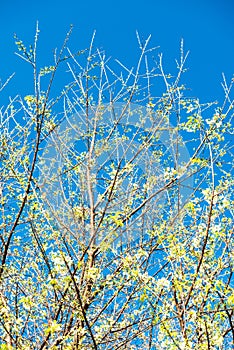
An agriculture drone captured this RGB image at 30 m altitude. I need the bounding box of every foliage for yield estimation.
[0,24,233,349]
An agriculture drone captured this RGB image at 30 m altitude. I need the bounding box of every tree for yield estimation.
[0,24,233,349]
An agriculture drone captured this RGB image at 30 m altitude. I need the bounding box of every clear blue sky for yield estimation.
[0,0,233,103]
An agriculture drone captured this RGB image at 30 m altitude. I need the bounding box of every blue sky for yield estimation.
[0,0,233,104]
